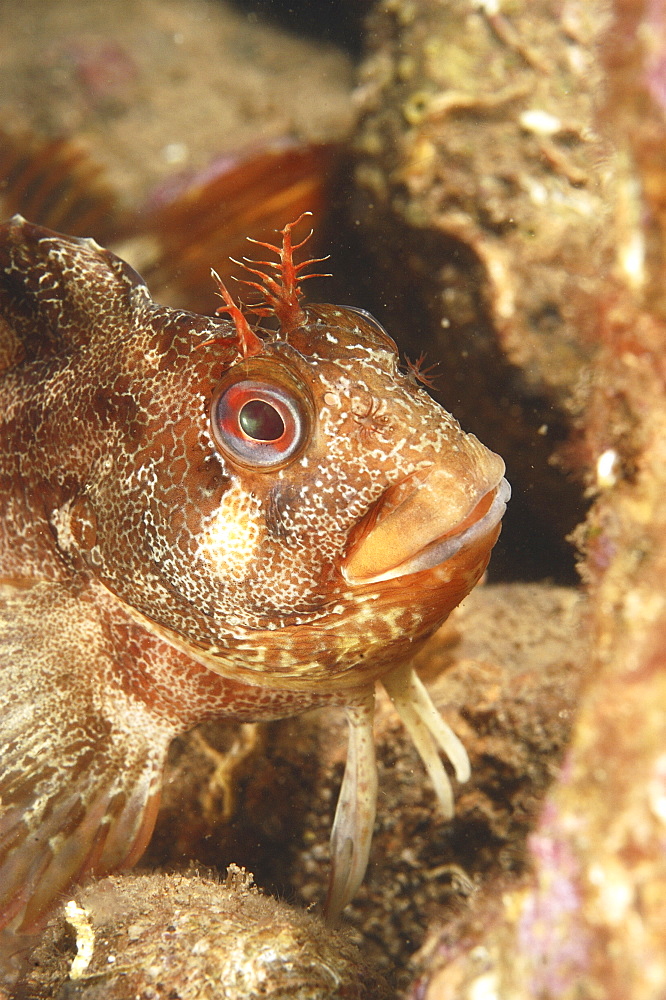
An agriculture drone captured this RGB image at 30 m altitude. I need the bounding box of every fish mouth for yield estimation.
[342,471,511,586]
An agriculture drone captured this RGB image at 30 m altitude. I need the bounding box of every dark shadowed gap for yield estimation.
[227,0,367,57]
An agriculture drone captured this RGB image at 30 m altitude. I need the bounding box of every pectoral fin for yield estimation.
[0,581,175,937]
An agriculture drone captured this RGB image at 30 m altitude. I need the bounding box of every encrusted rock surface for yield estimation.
[352,0,618,550]
[371,3,666,997]
[11,868,391,999]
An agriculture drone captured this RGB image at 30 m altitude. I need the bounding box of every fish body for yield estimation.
[0,214,508,953]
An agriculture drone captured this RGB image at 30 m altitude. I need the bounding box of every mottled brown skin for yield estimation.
[0,215,506,966]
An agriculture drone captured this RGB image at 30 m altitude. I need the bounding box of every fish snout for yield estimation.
[342,456,510,586]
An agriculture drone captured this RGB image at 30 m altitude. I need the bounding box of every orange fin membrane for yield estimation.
[133,141,338,312]
[0,130,338,314]
[0,128,123,244]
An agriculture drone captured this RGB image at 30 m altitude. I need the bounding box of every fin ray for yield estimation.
[0,581,174,934]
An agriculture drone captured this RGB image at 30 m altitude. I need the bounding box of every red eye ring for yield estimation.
[211,377,310,470]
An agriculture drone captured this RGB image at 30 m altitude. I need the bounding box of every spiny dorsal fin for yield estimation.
[0,129,122,244]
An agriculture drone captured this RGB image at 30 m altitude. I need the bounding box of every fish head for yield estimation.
[0,217,507,694]
[114,299,509,692]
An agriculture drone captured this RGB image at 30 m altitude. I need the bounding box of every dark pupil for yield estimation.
[239,399,285,441]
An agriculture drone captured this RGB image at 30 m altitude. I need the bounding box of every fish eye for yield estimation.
[211,378,309,469]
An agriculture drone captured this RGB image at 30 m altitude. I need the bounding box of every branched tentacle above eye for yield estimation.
[210,268,265,359]
[232,212,331,335]
[204,213,331,357]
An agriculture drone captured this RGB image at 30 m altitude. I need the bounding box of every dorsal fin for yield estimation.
[0,128,121,244]
[0,131,338,317]
[133,141,337,313]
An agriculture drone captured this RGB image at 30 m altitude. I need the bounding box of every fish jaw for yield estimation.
[342,452,510,587]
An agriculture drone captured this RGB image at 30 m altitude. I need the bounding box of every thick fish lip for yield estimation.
[342,475,511,586]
